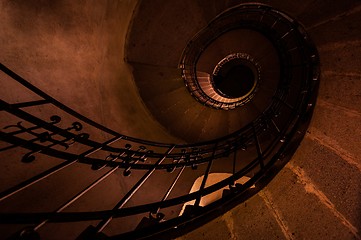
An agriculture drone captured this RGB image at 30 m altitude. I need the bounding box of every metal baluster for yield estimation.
[150,165,185,222]
[271,119,281,133]
[32,149,127,231]
[274,96,294,110]
[287,46,298,52]
[230,142,237,187]
[252,124,264,169]
[271,17,280,29]
[91,144,130,171]
[0,135,122,202]
[194,143,217,207]
[167,149,186,173]
[150,150,188,218]
[280,29,294,39]
[95,145,175,233]
[259,9,266,23]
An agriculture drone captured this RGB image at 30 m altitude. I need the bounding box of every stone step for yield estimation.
[197,108,230,141]
[178,194,287,240]
[310,102,361,169]
[130,63,184,102]
[263,161,358,239]
[177,135,361,239]
[288,137,361,233]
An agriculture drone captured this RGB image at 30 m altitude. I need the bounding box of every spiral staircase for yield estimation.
[0,1,360,239]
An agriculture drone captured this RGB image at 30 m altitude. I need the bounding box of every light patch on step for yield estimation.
[221,210,238,240]
[179,173,254,216]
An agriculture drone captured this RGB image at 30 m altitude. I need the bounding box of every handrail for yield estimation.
[0,3,319,239]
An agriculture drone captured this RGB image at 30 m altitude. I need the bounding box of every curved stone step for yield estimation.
[1,0,360,239]
[180,136,360,239]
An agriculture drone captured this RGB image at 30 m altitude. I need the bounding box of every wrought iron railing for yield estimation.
[0,3,319,240]
[180,3,319,110]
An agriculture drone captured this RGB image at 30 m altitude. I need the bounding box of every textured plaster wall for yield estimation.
[0,0,179,143]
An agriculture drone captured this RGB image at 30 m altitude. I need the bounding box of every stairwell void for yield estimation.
[212,54,259,99]
[1,0,361,240]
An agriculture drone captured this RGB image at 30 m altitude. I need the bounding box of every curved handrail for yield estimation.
[0,3,319,239]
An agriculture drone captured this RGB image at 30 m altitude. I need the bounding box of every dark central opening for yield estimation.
[213,61,255,98]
